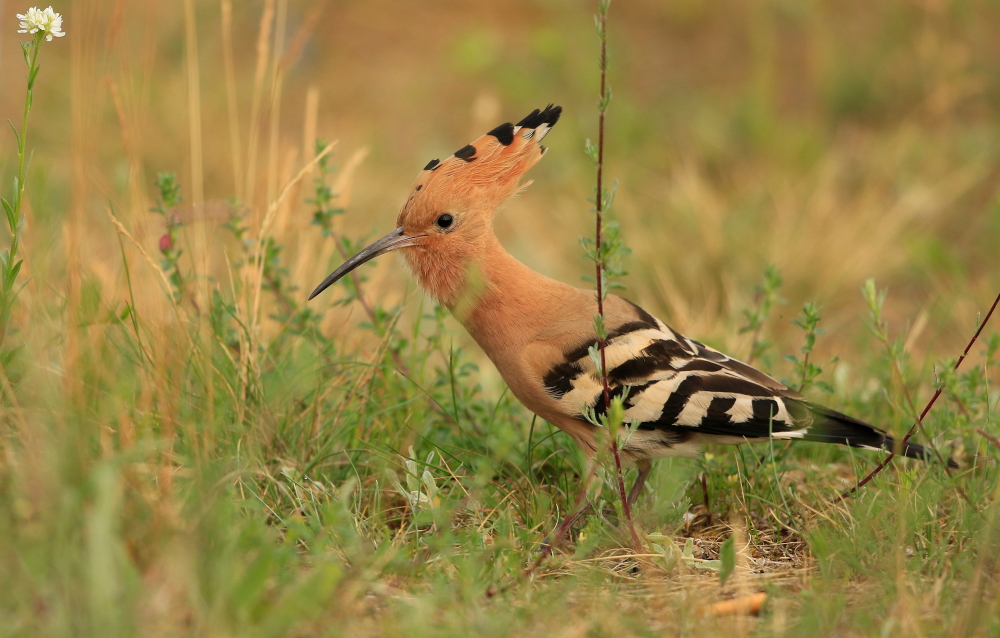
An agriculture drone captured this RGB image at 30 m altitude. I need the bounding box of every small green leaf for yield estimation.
[1,197,14,229]
[646,532,681,572]
[1,345,25,367]
[7,119,20,145]
[598,85,613,112]
[584,138,598,164]
[587,343,603,379]
[719,535,736,586]
[592,313,607,340]
[651,542,678,571]
[682,537,694,559]
[606,392,625,435]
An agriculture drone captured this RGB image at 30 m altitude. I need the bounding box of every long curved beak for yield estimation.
[308,227,416,300]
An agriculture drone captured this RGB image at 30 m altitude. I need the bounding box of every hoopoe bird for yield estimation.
[310,105,951,502]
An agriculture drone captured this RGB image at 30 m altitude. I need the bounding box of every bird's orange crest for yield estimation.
[396,104,562,232]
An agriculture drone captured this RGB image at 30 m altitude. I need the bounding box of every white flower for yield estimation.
[16,6,65,41]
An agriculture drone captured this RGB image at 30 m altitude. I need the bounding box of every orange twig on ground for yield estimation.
[706,592,768,617]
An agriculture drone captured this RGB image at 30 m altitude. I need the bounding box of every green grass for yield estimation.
[0,159,997,636]
[2,1,1000,635]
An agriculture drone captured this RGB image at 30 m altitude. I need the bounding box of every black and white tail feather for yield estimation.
[543,301,954,467]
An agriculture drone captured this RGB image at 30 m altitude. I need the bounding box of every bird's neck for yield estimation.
[404,231,590,354]
[450,235,587,354]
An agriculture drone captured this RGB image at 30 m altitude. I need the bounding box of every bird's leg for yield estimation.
[626,460,652,507]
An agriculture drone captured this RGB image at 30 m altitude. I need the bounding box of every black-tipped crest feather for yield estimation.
[454,145,476,161]
[516,104,562,129]
[487,122,515,145]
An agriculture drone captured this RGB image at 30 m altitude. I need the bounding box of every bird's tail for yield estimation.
[798,403,957,468]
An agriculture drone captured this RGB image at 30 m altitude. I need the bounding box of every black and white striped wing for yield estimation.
[540,307,902,459]
[543,315,811,439]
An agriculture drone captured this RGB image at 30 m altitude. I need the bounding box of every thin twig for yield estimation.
[977,428,1000,452]
[490,1,642,597]
[842,290,1000,498]
[796,350,811,394]
[590,0,641,554]
[892,371,971,504]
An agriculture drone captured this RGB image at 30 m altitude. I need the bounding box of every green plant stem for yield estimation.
[14,41,41,217]
[590,0,640,553]
[1,36,44,352]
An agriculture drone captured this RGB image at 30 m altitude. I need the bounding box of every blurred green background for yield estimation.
[2,0,998,366]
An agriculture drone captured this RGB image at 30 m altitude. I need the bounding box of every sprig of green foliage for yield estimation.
[784,302,838,394]
[846,279,970,498]
[740,264,784,365]
[0,24,59,360]
[580,0,641,552]
[151,172,187,302]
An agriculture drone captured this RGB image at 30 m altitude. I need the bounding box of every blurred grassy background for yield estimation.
[1,1,1000,636]
[2,0,998,367]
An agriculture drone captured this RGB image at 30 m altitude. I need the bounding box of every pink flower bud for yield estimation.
[159,233,173,253]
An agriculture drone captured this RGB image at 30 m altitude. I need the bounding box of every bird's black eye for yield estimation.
[435,213,454,229]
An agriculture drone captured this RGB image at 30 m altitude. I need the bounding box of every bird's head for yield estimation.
[309,105,562,307]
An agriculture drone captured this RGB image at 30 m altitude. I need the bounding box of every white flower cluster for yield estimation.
[17,6,65,41]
